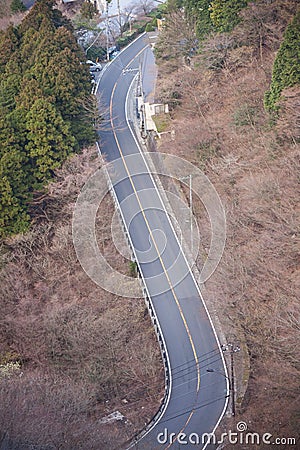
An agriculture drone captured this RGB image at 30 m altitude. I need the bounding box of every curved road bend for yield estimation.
[96,33,228,450]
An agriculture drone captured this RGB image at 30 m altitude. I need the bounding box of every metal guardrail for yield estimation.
[95,142,172,448]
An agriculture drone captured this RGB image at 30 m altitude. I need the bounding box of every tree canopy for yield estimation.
[0,0,95,238]
[11,0,26,14]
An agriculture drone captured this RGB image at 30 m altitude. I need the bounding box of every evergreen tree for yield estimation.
[19,0,73,36]
[0,115,30,237]
[264,10,300,112]
[0,147,29,204]
[210,0,248,33]
[167,0,184,11]
[80,1,97,20]
[41,30,94,146]
[16,78,49,111]
[19,28,39,70]
[0,110,31,198]
[25,98,75,184]
[20,18,55,72]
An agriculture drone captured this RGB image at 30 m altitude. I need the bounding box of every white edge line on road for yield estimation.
[121,72,174,449]
[124,65,229,447]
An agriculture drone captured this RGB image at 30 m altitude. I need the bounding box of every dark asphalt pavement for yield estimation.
[97,33,228,450]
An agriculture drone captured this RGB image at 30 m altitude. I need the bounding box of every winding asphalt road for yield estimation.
[96,33,228,449]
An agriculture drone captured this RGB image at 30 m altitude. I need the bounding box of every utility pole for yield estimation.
[106,1,110,62]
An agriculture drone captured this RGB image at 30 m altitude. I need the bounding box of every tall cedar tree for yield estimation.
[184,0,213,40]
[264,9,300,111]
[11,0,26,13]
[25,98,75,185]
[0,26,20,72]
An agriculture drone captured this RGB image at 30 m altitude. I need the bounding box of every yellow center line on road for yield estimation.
[108,44,200,446]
